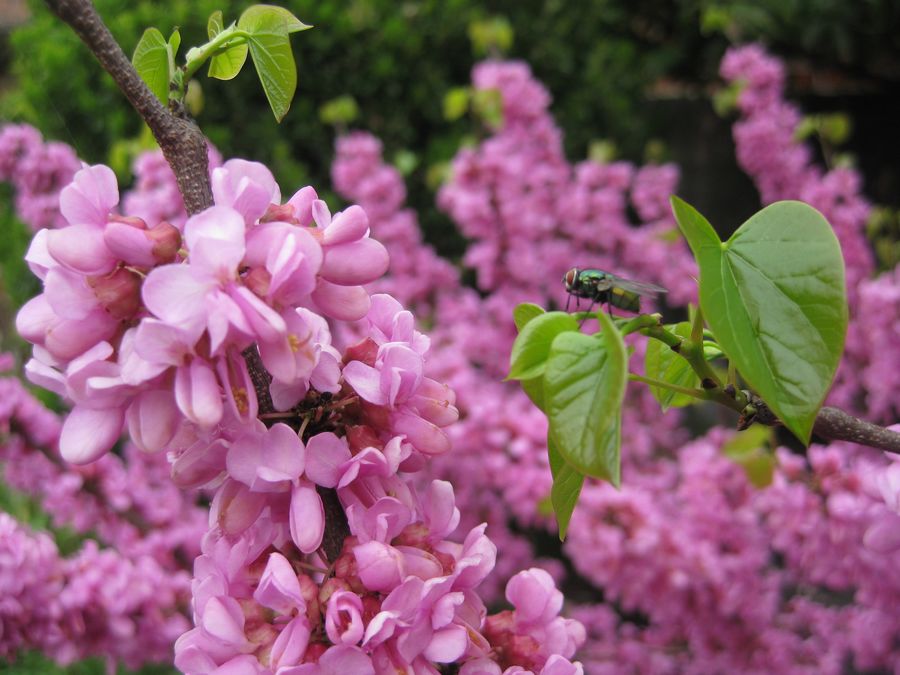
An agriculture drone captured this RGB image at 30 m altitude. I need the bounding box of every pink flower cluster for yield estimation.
[3,42,899,674]
[0,373,196,668]
[7,148,584,672]
[330,54,900,672]
[0,124,80,230]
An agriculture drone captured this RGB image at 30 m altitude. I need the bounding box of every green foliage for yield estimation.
[236,5,310,121]
[132,27,170,103]
[207,11,248,81]
[671,197,848,444]
[544,314,626,484]
[721,425,776,487]
[319,95,359,126]
[547,435,583,541]
[0,650,178,674]
[645,321,700,409]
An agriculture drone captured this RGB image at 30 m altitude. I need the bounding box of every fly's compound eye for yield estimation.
[564,268,579,289]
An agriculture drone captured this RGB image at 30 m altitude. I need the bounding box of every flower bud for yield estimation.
[88,267,142,320]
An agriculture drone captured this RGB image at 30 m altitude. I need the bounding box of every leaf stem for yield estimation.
[183,28,251,81]
[628,373,705,400]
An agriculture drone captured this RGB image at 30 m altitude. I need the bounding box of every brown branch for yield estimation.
[813,407,900,453]
[44,0,212,215]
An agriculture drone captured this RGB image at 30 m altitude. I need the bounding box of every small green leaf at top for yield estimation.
[671,197,848,445]
[645,321,699,410]
[548,433,585,540]
[508,311,578,381]
[240,5,312,34]
[132,27,169,104]
[208,10,248,81]
[238,5,311,121]
[513,302,545,331]
[168,29,181,58]
[543,311,627,483]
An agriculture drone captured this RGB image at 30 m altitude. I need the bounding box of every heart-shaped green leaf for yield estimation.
[208,11,248,81]
[508,311,578,381]
[645,321,699,410]
[238,6,307,121]
[672,197,848,444]
[548,433,585,540]
[132,27,169,104]
[544,311,626,483]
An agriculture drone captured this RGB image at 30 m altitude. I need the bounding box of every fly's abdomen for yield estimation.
[609,287,641,313]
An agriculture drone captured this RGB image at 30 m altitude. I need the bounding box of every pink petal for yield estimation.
[423,625,468,663]
[342,361,387,406]
[270,616,311,669]
[184,206,246,276]
[311,281,370,321]
[506,568,562,626]
[305,432,351,488]
[286,186,317,225]
[318,645,374,675]
[200,596,249,649]
[322,205,369,246]
[864,514,900,553]
[175,359,223,428]
[46,224,116,275]
[321,238,389,286]
[142,264,212,339]
[125,389,179,453]
[59,164,118,226]
[104,220,156,267]
[16,295,56,345]
[422,480,460,540]
[353,541,403,593]
[391,411,450,456]
[212,160,280,223]
[254,552,305,614]
[290,483,324,553]
[134,318,193,367]
[212,479,267,536]
[24,229,55,280]
[59,404,123,464]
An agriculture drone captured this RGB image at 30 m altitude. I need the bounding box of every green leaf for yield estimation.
[513,303,545,331]
[168,29,181,58]
[672,198,848,444]
[544,311,627,483]
[208,11,248,81]
[645,322,699,410]
[208,10,225,38]
[239,6,307,121]
[722,426,777,488]
[508,312,578,381]
[319,95,359,126]
[548,433,584,540]
[443,87,470,121]
[132,27,169,104]
[240,5,312,34]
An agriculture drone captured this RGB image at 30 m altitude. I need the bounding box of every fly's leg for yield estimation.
[579,302,595,329]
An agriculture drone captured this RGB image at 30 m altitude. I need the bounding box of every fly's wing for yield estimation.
[610,275,667,299]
